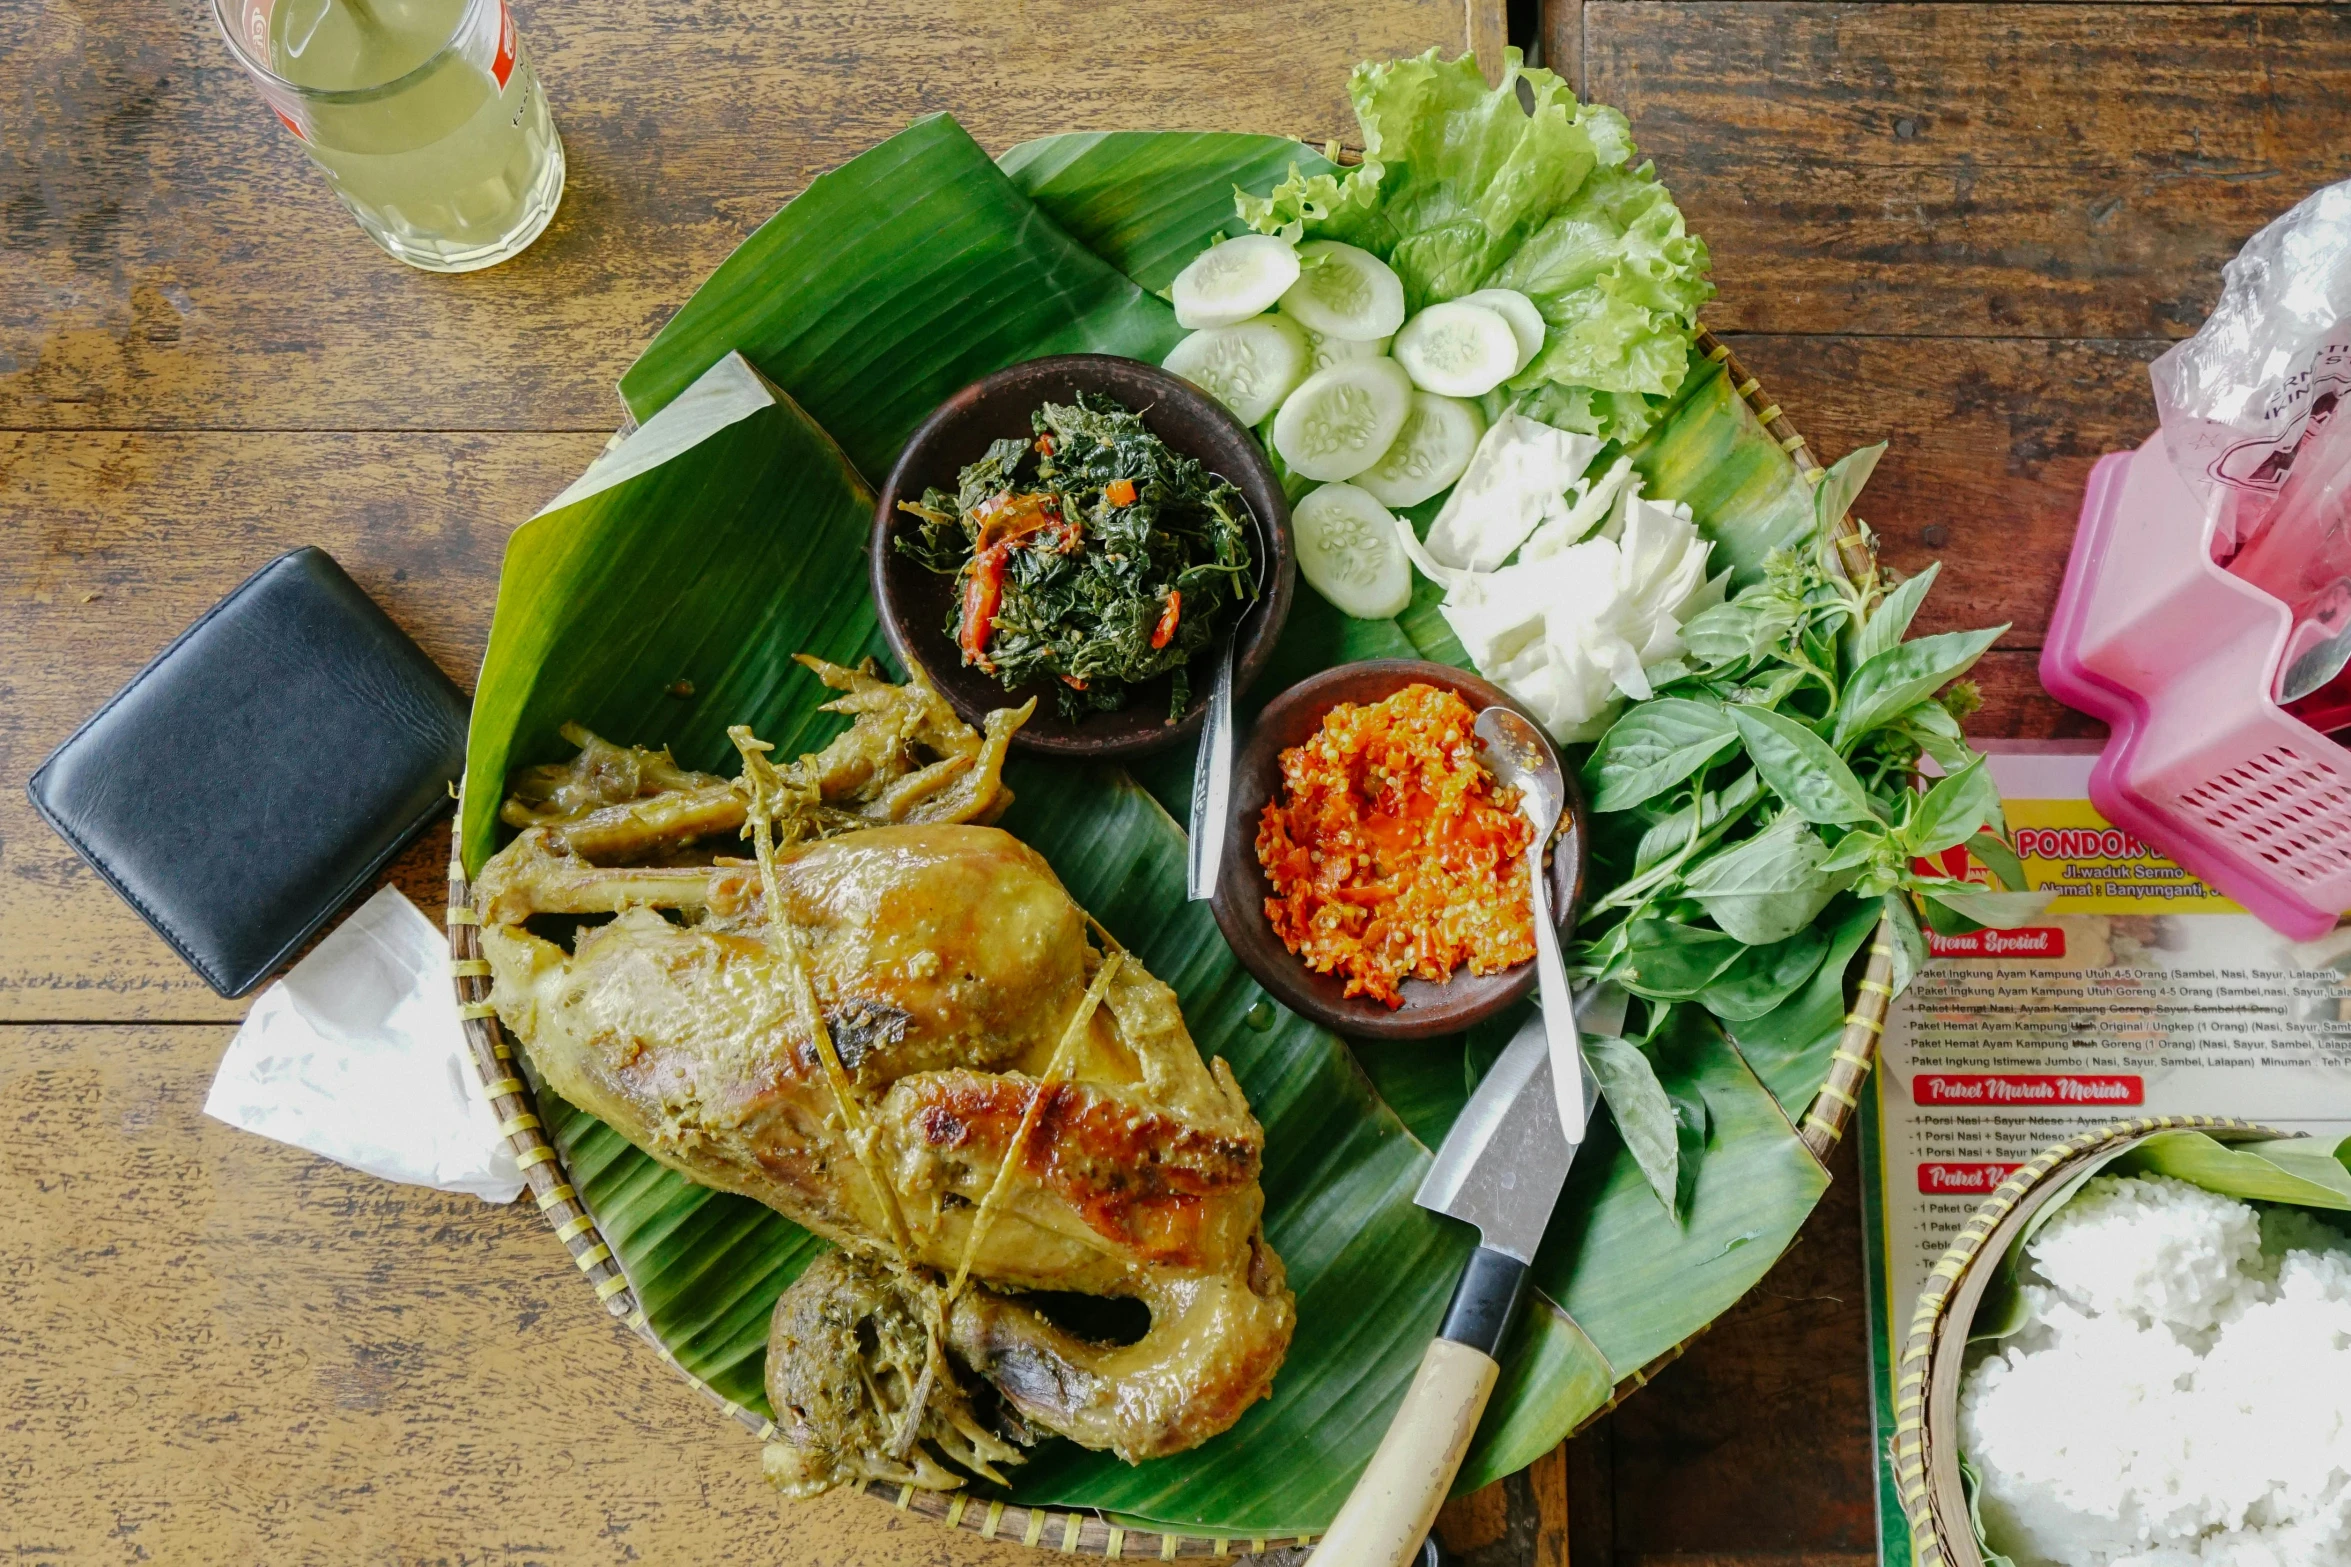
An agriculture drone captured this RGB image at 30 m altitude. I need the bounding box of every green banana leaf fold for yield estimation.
[466,115,1858,1537]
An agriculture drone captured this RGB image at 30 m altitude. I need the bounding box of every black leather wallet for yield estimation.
[27,547,470,998]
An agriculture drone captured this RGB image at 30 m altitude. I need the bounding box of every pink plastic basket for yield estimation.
[2041,436,2351,939]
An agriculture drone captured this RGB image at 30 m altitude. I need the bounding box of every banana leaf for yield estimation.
[2116,1129,2351,1207]
[1727,893,1883,1115]
[1628,351,1817,587]
[459,352,886,862]
[617,115,1180,478]
[1456,1005,1829,1489]
[464,115,1860,1536]
[1001,132,1338,292]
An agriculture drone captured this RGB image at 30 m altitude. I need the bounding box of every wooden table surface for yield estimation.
[4,0,2336,1560]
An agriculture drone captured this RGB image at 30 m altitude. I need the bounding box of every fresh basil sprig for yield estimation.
[1570,444,2052,1213]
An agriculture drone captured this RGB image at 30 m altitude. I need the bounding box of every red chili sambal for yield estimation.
[1255,683,1537,1008]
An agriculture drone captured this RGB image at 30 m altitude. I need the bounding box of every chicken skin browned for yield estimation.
[474,658,1294,1495]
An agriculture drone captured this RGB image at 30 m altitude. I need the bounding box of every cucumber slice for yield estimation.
[1355,392,1487,509]
[1294,320,1395,376]
[1163,316,1309,427]
[1171,234,1301,330]
[1278,241,1408,341]
[1393,302,1522,397]
[1292,482,1411,620]
[1270,358,1415,483]
[1457,288,1546,374]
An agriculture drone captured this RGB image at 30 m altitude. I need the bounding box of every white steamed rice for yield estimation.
[1960,1174,2351,1567]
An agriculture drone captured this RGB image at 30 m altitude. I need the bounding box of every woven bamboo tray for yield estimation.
[1891,1116,2290,1567]
[441,323,1898,1558]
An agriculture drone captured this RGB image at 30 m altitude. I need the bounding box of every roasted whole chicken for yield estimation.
[475,657,1294,1495]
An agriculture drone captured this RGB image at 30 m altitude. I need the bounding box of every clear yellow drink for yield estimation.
[219,0,563,271]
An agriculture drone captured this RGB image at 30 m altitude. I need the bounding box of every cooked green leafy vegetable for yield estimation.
[1238,48,1712,445]
[1571,446,2050,1210]
[895,394,1256,720]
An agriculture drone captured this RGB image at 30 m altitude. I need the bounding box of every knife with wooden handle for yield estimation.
[1312,1006,1599,1567]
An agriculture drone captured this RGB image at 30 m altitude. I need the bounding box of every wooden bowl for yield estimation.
[1210,659,1590,1041]
[870,354,1295,758]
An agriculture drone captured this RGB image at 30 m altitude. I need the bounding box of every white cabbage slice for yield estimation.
[1422,413,1605,573]
[1396,466,1722,742]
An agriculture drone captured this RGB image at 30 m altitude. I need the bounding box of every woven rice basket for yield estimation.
[441,322,1894,1557]
[1891,1116,2294,1567]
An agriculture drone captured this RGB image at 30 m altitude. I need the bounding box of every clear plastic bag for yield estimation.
[2153,177,2351,708]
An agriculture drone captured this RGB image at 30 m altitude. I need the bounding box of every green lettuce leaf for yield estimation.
[1237,48,1711,444]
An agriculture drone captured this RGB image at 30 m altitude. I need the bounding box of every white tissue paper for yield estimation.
[204,884,524,1203]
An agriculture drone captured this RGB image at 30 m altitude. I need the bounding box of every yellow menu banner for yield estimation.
[2000,797,2243,915]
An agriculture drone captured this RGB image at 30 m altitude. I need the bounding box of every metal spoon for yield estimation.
[1473,705,1584,1138]
[1186,511,1269,901]
[2279,578,2351,701]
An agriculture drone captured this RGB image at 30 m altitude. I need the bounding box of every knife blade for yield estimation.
[1313,1009,1600,1567]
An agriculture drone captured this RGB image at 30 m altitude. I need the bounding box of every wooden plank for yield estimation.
[0,1019,1054,1565]
[0,430,592,1020]
[1545,0,1585,95]
[1438,1479,1515,1554]
[1598,1138,1878,1564]
[1473,0,1513,79]
[1972,650,2107,744]
[0,0,1463,434]
[1725,332,2164,647]
[1586,5,2351,339]
[1529,1443,1573,1567]
[1567,1429,1615,1567]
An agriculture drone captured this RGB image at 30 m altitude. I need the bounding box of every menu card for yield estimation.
[1860,741,2351,1567]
